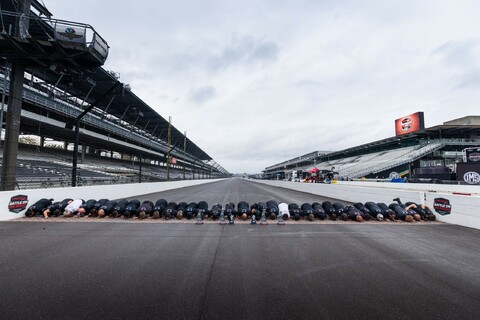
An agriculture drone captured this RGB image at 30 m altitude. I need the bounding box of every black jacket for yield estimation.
[26,198,53,216]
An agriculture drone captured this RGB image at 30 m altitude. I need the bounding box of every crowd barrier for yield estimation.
[249,180,480,230]
[0,179,225,221]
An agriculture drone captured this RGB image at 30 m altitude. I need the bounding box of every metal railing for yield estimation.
[0,10,109,62]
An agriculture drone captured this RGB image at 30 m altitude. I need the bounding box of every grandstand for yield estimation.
[0,1,229,190]
[263,116,480,183]
[0,142,196,189]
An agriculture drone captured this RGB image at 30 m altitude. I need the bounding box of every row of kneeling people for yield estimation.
[25,198,436,222]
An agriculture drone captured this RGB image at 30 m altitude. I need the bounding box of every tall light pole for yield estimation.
[183,131,186,180]
[166,116,171,181]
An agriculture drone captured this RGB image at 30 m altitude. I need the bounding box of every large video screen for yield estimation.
[395,112,425,136]
[465,147,480,163]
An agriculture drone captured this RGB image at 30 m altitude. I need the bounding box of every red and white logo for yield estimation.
[468,153,480,162]
[8,195,29,213]
[433,198,451,216]
[401,117,412,131]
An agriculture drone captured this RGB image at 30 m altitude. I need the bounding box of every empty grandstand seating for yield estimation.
[298,142,445,179]
[0,143,192,189]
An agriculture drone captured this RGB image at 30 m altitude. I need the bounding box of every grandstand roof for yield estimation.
[422,124,480,137]
[444,116,480,126]
[1,0,223,174]
[264,116,480,173]
[0,0,212,161]
[28,67,213,160]
[323,120,480,159]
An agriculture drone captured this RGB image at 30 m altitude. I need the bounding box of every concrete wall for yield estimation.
[336,181,480,195]
[1,179,225,221]
[3,178,478,230]
[425,192,480,229]
[250,180,480,230]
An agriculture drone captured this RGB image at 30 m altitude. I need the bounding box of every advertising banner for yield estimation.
[456,162,480,185]
[395,112,425,136]
[8,195,29,213]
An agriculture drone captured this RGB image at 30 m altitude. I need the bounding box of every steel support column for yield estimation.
[72,81,120,186]
[1,62,25,190]
[138,155,142,183]
[0,0,31,190]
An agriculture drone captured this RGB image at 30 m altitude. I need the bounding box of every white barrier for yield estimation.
[337,181,480,196]
[250,180,424,204]
[250,180,480,230]
[425,192,480,229]
[1,179,225,221]
[3,178,478,230]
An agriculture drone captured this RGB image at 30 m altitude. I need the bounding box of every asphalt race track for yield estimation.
[1,179,479,319]
[133,178,351,206]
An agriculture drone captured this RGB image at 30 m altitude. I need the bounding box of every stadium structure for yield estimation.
[263,113,480,185]
[0,0,229,191]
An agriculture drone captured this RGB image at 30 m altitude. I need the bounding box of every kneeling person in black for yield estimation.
[237,201,249,220]
[210,204,222,220]
[124,200,140,219]
[97,200,119,218]
[266,200,279,220]
[377,202,396,221]
[26,198,54,218]
[322,201,337,221]
[137,200,154,219]
[110,199,129,218]
[312,202,326,220]
[44,198,72,218]
[185,202,198,220]
[152,199,167,219]
[289,203,301,220]
[90,199,109,217]
[77,199,96,217]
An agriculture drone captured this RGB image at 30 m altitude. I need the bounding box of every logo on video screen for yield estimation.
[8,195,29,213]
[433,197,452,215]
[468,153,480,162]
[395,112,425,136]
[401,117,412,131]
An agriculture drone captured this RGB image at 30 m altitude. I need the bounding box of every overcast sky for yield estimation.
[45,0,480,173]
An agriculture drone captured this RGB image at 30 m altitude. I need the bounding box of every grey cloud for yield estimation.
[432,41,478,69]
[250,41,279,62]
[207,35,279,71]
[293,79,324,88]
[432,41,480,90]
[189,86,216,104]
[454,70,480,90]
